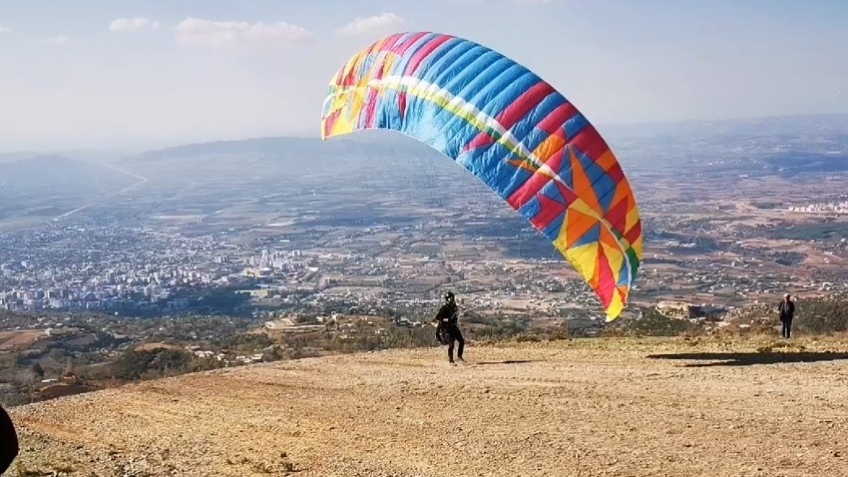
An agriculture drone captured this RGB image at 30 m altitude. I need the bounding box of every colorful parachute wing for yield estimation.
[320,32,643,321]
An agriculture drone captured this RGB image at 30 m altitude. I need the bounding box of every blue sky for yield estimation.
[0,0,846,152]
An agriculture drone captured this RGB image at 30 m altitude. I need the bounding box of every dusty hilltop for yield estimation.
[9,336,848,477]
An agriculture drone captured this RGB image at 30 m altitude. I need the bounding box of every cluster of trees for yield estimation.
[603,308,699,337]
[769,251,807,266]
[794,292,848,335]
[70,315,578,386]
[164,285,254,317]
[8,291,848,406]
[765,221,848,242]
[604,292,848,338]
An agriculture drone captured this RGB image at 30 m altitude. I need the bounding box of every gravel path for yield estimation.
[9,337,848,476]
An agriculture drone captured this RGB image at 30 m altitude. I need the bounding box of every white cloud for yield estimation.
[0,26,13,35]
[109,17,161,32]
[43,36,70,45]
[336,13,407,36]
[174,17,312,51]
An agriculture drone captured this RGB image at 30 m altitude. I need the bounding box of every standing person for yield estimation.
[0,403,19,475]
[433,291,465,364]
[778,293,796,339]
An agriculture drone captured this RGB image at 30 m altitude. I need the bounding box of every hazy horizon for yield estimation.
[1,0,846,152]
[2,112,846,160]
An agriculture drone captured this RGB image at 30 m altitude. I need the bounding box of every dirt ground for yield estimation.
[8,336,848,477]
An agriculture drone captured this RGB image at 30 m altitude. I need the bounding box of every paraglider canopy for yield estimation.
[320,31,644,321]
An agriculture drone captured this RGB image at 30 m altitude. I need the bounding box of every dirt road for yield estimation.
[9,337,848,476]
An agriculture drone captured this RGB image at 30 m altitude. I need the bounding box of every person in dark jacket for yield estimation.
[778,293,796,339]
[0,403,19,475]
[433,291,465,364]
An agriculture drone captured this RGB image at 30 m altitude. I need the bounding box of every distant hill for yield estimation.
[120,113,848,178]
[604,114,848,174]
[126,131,442,163]
[601,113,848,139]
[0,155,131,188]
[0,152,37,164]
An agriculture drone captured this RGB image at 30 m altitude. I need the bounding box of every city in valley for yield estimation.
[2,114,848,404]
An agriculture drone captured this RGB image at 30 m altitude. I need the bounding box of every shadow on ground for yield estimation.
[473,360,538,366]
[646,351,848,367]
